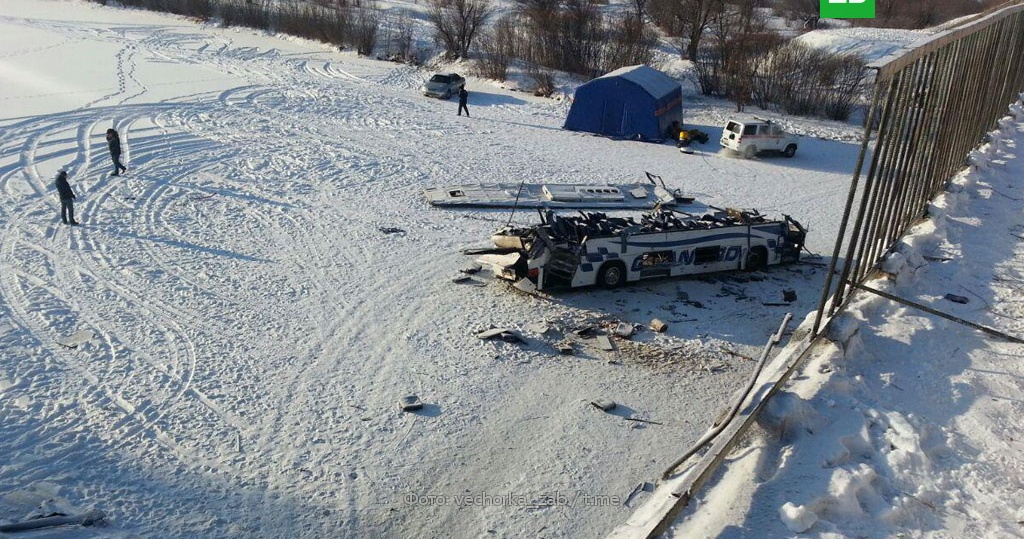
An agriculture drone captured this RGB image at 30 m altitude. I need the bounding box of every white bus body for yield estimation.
[476,208,807,291]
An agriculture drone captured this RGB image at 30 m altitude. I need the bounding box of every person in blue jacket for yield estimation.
[106,128,127,176]
[55,170,78,225]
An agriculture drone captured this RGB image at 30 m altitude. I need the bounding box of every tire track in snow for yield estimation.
[0,109,254,478]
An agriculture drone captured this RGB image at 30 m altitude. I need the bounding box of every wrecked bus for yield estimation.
[475,207,807,291]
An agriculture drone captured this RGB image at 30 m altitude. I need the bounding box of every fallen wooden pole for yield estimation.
[660,313,793,480]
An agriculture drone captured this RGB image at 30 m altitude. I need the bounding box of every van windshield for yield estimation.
[725,121,741,133]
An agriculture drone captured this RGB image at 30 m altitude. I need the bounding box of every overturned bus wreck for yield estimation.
[474,207,807,291]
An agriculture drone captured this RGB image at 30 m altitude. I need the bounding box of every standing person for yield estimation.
[55,170,78,225]
[457,86,469,117]
[106,128,127,176]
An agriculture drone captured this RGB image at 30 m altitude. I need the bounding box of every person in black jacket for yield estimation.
[106,128,127,176]
[457,87,469,117]
[55,170,78,225]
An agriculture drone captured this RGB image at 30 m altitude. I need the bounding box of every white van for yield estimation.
[720,117,798,159]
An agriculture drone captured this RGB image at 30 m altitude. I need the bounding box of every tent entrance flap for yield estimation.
[601,100,625,136]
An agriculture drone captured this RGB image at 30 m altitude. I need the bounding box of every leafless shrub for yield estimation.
[219,0,271,29]
[349,7,379,54]
[277,3,332,40]
[529,68,556,97]
[181,0,215,18]
[474,13,517,80]
[513,0,651,79]
[596,10,655,74]
[691,45,725,96]
[693,4,778,105]
[773,0,819,29]
[379,11,415,62]
[754,41,867,121]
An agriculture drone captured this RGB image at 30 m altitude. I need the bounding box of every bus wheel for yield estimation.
[597,261,627,288]
[745,247,767,272]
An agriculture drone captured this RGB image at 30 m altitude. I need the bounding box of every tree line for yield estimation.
[87,0,990,121]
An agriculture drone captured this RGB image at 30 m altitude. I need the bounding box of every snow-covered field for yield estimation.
[1,0,983,537]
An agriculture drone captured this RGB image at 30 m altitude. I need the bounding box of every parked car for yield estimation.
[420,73,465,99]
[719,117,799,159]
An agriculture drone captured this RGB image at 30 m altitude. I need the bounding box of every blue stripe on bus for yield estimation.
[623,232,766,249]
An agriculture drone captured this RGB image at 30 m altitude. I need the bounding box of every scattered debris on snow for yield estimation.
[614,322,635,338]
[397,395,424,412]
[943,293,969,304]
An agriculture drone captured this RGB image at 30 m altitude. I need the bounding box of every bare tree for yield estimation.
[650,0,724,60]
[598,10,655,74]
[427,0,493,59]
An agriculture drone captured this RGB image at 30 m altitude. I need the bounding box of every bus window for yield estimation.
[641,250,673,267]
[694,246,720,265]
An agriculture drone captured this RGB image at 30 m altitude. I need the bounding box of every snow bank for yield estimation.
[779,501,816,532]
[795,28,931,63]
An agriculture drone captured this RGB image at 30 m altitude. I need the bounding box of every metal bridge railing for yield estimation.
[814,1,1024,333]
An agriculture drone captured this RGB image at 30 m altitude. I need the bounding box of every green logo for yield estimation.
[820,0,875,18]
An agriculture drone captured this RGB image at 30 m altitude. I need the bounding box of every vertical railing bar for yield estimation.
[861,64,915,275]
[829,73,901,316]
[897,50,940,236]
[879,56,928,250]
[812,74,884,335]
[915,44,955,207]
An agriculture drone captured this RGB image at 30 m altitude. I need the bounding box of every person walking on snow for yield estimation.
[106,128,127,176]
[55,170,78,225]
[457,87,469,117]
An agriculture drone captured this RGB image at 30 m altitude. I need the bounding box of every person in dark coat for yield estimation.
[666,120,682,142]
[457,87,469,117]
[55,170,78,225]
[106,128,127,176]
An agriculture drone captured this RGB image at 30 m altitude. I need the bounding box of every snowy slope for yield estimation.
[795,27,934,64]
[0,1,886,537]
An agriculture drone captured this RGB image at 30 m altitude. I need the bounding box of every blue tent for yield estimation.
[563,65,682,141]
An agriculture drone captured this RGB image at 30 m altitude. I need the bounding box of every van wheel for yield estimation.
[597,261,627,288]
[745,247,767,272]
[784,144,797,158]
[443,89,451,99]
[743,145,757,159]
